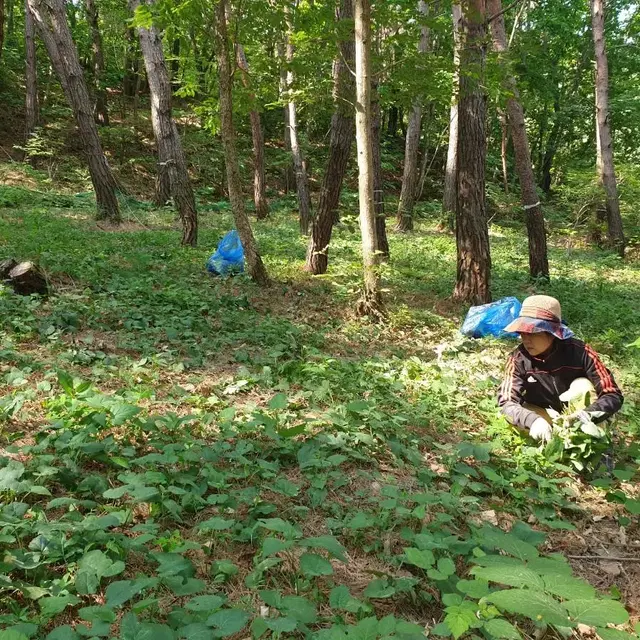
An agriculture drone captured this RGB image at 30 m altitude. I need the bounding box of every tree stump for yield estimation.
[8,262,49,295]
[0,259,18,280]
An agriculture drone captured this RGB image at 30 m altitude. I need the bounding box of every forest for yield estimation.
[0,0,639,638]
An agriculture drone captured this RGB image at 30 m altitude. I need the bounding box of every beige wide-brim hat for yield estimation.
[504,295,574,339]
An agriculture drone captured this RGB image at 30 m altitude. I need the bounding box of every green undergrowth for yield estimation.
[0,192,639,639]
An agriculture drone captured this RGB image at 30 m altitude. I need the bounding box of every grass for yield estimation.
[0,180,639,639]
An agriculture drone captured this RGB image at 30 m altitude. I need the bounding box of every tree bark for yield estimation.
[123,27,140,98]
[396,1,429,232]
[453,0,491,304]
[236,43,270,220]
[499,108,508,193]
[25,0,39,142]
[131,0,198,246]
[0,0,4,60]
[27,0,121,222]
[442,3,462,229]
[278,41,295,193]
[488,0,549,280]
[284,8,312,235]
[590,0,625,256]
[215,0,269,286]
[387,106,398,137]
[84,0,109,126]
[305,0,355,274]
[354,0,384,318]
[372,81,389,260]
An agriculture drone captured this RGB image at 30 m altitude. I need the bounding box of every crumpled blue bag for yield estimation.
[460,296,522,339]
[206,230,244,276]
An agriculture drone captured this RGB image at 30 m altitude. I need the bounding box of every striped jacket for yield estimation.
[498,338,623,430]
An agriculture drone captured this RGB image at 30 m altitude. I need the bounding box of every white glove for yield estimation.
[529,418,552,443]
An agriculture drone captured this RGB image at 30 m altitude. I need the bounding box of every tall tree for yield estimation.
[25,0,39,142]
[354,0,384,317]
[131,0,198,247]
[84,0,109,125]
[453,0,491,304]
[442,3,462,228]
[591,0,625,256]
[27,0,121,222]
[372,81,389,260]
[305,0,355,274]
[396,0,429,233]
[215,0,270,286]
[488,0,549,280]
[285,5,312,235]
[236,43,270,220]
[277,42,295,194]
[0,0,4,60]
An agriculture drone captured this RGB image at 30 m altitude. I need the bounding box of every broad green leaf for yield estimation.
[565,599,629,626]
[485,589,571,626]
[0,632,29,640]
[281,595,317,623]
[199,517,236,532]
[349,616,379,640]
[484,618,521,639]
[479,526,539,561]
[163,576,205,595]
[264,617,298,633]
[177,623,214,640]
[363,578,396,599]
[268,393,288,410]
[329,585,366,613]
[299,552,333,577]
[472,565,545,590]
[543,575,596,600]
[303,535,347,561]
[404,547,435,569]
[457,579,490,598]
[527,557,573,576]
[206,609,251,637]
[444,605,477,639]
[152,552,195,578]
[40,594,80,617]
[430,622,452,637]
[624,500,640,515]
[257,518,301,539]
[111,403,141,425]
[76,550,125,595]
[596,628,637,640]
[45,628,79,640]
[261,537,293,556]
[186,595,226,612]
[106,578,157,607]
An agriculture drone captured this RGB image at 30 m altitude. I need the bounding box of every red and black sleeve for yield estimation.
[581,344,624,421]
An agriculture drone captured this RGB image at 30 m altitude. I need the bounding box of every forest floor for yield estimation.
[0,164,639,639]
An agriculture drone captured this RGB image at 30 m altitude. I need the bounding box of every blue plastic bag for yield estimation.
[460,296,522,339]
[206,230,244,276]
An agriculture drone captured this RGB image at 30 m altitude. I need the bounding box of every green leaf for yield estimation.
[329,585,366,613]
[363,578,396,599]
[0,632,29,640]
[261,537,293,556]
[565,599,629,626]
[281,595,317,623]
[186,595,226,612]
[299,552,333,577]
[45,628,79,640]
[596,628,637,640]
[39,594,80,617]
[106,578,157,607]
[484,618,521,639]
[430,622,452,637]
[264,617,298,633]
[404,547,435,569]
[257,518,301,539]
[302,535,347,561]
[268,393,288,410]
[479,526,540,561]
[177,623,214,640]
[111,403,141,425]
[472,565,545,590]
[152,552,195,578]
[485,589,571,626]
[543,575,596,600]
[457,579,490,599]
[444,605,477,639]
[206,609,251,637]
[527,557,573,576]
[163,577,205,595]
[624,499,640,515]
[76,550,125,595]
[199,517,236,532]
[346,400,370,413]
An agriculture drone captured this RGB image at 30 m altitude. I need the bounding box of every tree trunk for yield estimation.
[540,100,561,193]
[25,0,39,142]
[387,106,398,137]
[123,27,139,98]
[235,43,270,220]
[453,0,491,304]
[396,0,429,233]
[27,0,121,222]
[84,0,109,126]
[278,42,295,193]
[0,0,4,60]
[305,0,355,274]
[442,3,462,229]
[131,0,198,246]
[354,0,384,318]
[171,37,180,91]
[284,9,312,235]
[499,108,508,193]
[488,0,549,280]
[215,0,269,286]
[591,0,625,256]
[8,262,49,296]
[372,81,389,260]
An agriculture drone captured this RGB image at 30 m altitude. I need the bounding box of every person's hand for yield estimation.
[530,418,552,443]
